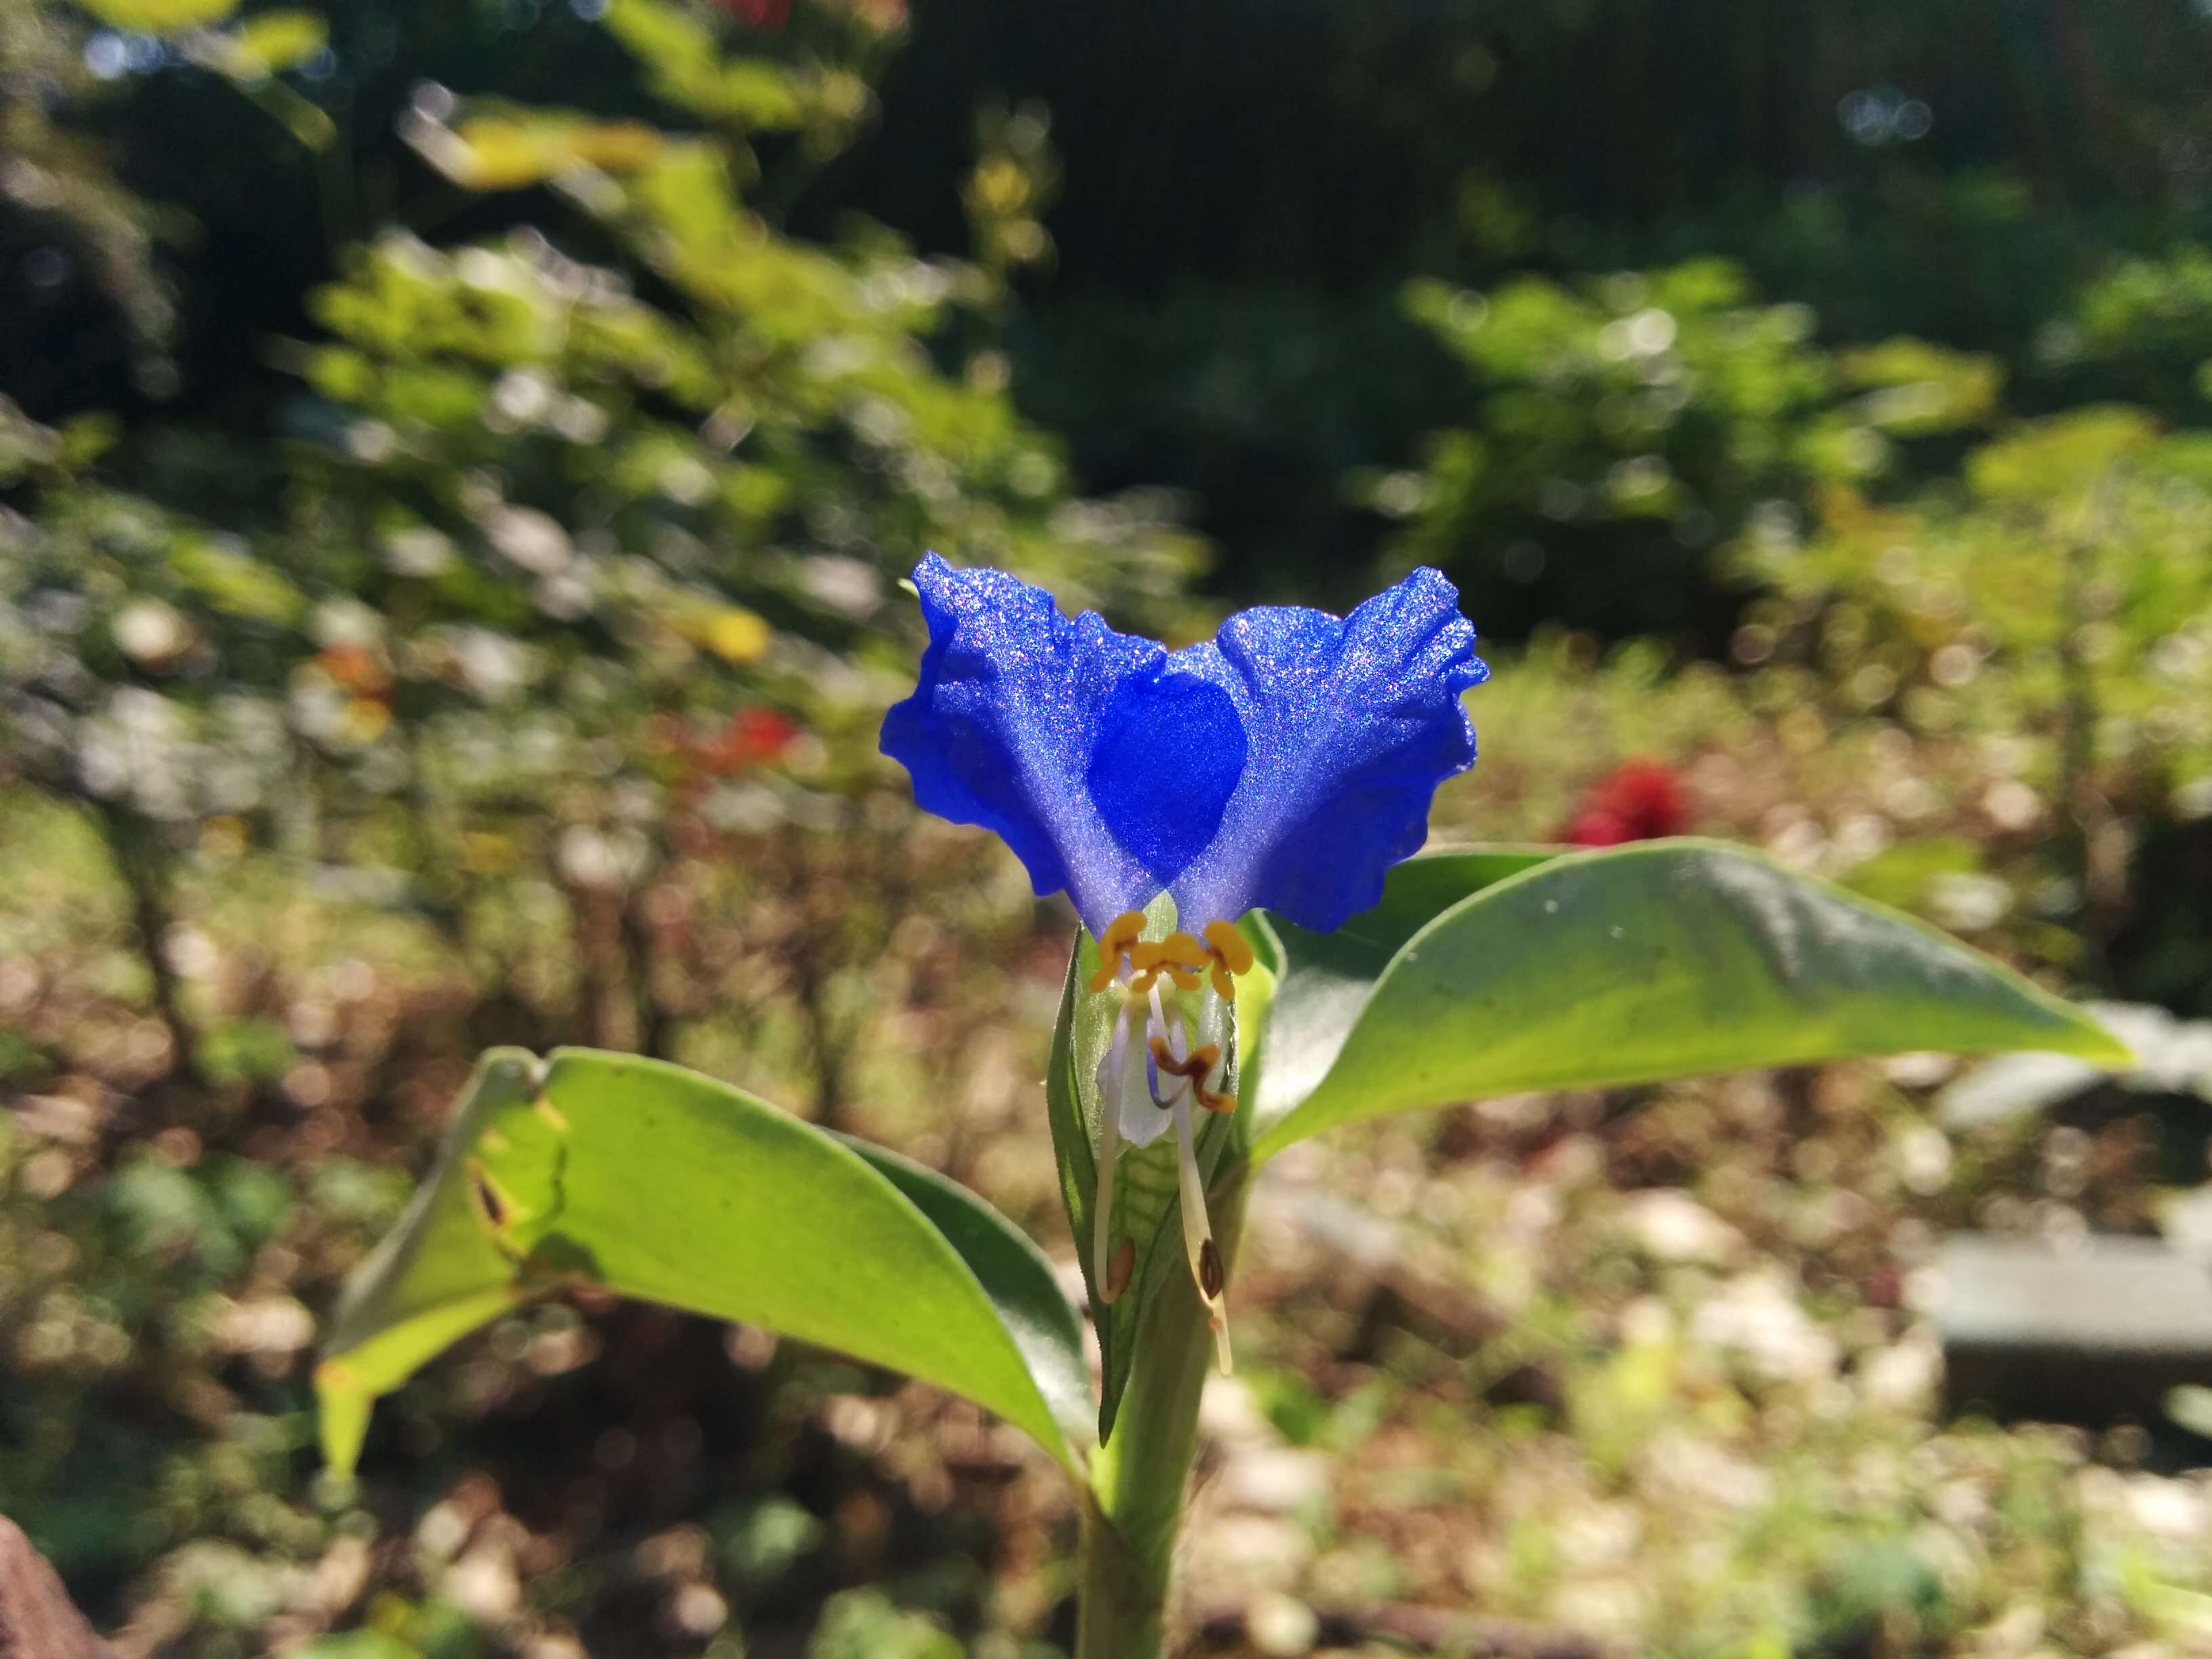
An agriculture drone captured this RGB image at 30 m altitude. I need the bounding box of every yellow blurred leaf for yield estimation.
[969,156,1030,216]
[1967,407,2160,503]
[1838,338,2002,438]
[342,699,392,745]
[462,833,519,876]
[568,124,668,172]
[199,817,248,859]
[701,606,771,664]
[228,9,327,75]
[73,0,239,31]
[436,116,668,192]
[169,536,306,626]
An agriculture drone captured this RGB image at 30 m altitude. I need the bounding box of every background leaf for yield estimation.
[319,1048,1087,1476]
[1250,840,2131,1159]
[224,10,326,77]
[71,0,238,32]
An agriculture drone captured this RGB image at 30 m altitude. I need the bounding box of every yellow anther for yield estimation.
[1128,931,1207,994]
[1201,920,1256,1001]
[1087,910,1149,994]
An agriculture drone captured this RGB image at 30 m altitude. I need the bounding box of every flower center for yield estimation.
[1088,914,1256,998]
[1086,922,1246,1376]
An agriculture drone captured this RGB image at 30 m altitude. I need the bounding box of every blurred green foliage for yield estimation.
[1378,260,2000,641]
[12,0,2212,1652]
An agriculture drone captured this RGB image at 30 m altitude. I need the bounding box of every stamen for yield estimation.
[1127,930,1206,996]
[1201,919,1256,1001]
[1092,1004,1131,1303]
[1149,1036,1233,1115]
[1087,911,1149,994]
[1145,980,1179,1108]
[1145,1027,1170,1109]
[1171,1086,1233,1374]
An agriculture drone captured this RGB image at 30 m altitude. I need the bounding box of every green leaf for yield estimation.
[834,1135,1092,1462]
[73,0,239,31]
[603,0,813,130]
[226,9,327,75]
[1250,840,2131,1160]
[1240,846,1556,1134]
[416,115,669,192]
[319,1048,1087,1477]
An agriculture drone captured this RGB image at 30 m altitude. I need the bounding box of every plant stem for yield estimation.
[1076,1172,1249,1659]
[99,804,203,1092]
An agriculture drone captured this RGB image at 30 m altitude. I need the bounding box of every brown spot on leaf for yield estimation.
[466,1157,512,1232]
[1105,1238,1135,1303]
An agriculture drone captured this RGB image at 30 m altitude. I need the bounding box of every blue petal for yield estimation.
[879,554,1165,933]
[1165,567,1489,933]
[1084,670,1247,885]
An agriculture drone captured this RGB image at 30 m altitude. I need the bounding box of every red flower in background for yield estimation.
[698,707,800,774]
[1562,758,1689,847]
[654,706,802,783]
[714,0,791,28]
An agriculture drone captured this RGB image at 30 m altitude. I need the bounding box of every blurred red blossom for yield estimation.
[698,707,801,773]
[653,706,802,781]
[714,0,792,28]
[1561,758,1689,847]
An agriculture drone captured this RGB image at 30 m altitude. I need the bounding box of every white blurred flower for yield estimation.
[1690,1269,1839,1383]
[383,527,455,577]
[111,599,191,665]
[483,504,572,575]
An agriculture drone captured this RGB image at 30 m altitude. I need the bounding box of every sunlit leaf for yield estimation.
[224,9,327,76]
[419,116,669,191]
[1237,846,1554,1134]
[319,1048,1088,1476]
[698,605,771,663]
[73,0,239,33]
[605,0,812,129]
[169,535,306,626]
[1248,840,2131,1160]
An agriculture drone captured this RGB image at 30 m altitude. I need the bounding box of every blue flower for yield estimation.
[880,553,1489,939]
[882,554,1487,1353]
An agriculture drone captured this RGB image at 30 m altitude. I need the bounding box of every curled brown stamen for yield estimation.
[1149,1038,1233,1113]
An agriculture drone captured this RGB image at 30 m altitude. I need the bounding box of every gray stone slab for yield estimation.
[1936,1233,2212,1423]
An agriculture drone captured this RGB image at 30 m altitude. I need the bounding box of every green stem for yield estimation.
[1076,1172,1249,1659]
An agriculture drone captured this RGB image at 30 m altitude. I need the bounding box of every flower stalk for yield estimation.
[1077,1167,1250,1659]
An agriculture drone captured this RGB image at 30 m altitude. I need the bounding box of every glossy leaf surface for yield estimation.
[73,0,240,32]
[319,1048,1087,1476]
[1250,840,2131,1159]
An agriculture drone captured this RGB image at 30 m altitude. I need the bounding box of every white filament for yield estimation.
[1091,1002,1130,1296]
